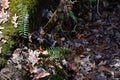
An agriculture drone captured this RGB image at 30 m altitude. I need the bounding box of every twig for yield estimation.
[43,0,65,29]
[97,0,101,16]
[71,24,77,32]
[43,9,57,29]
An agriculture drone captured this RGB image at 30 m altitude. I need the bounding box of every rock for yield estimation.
[0,63,27,80]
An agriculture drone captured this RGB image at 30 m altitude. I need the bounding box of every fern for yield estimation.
[68,10,77,23]
[18,4,29,39]
[47,47,72,59]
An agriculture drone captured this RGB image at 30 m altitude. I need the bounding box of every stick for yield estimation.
[97,0,101,16]
[43,10,57,29]
[43,0,65,29]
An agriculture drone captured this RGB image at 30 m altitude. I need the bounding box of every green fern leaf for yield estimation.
[18,4,29,39]
[47,47,71,60]
[68,10,77,23]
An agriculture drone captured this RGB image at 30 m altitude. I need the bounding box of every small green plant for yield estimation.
[68,10,77,23]
[42,47,71,80]
[47,47,72,60]
[18,4,29,39]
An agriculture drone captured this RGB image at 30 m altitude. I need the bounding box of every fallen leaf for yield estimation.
[12,14,18,21]
[12,48,22,60]
[42,50,48,55]
[98,66,111,72]
[28,55,38,66]
[0,9,9,23]
[11,14,18,28]
[28,49,39,66]
[33,67,50,79]
[0,47,2,54]
[0,33,3,40]
[1,0,10,9]
[1,39,6,43]
[11,21,18,28]
[0,26,4,30]
[0,31,2,34]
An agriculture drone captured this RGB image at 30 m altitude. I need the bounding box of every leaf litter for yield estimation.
[5,0,120,80]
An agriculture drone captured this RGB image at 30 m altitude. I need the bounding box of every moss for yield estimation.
[1,0,20,54]
[10,0,39,15]
[1,22,19,54]
[1,0,38,54]
[0,58,7,70]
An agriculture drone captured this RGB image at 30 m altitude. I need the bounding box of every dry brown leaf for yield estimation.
[12,48,22,56]
[98,66,111,72]
[42,50,48,55]
[70,63,77,71]
[28,55,38,66]
[33,67,50,79]
[28,49,39,66]
[0,47,2,54]
[1,0,10,9]
[1,39,6,43]
[0,26,4,30]
[0,33,4,40]
[0,9,9,23]
[12,14,18,21]
[11,14,18,28]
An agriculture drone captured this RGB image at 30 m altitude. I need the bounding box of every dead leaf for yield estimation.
[42,50,48,55]
[1,0,10,9]
[98,66,110,72]
[28,55,38,66]
[11,21,18,28]
[33,67,50,79]
[0,33,4,40]
[12,14,18,21]
[0,9,9,23]
[0,47,2,54]
[0,31,2,34]
[11,14,18,28]
[12,48,22,56]
[0,26,4,30]
[1,39,6,43]
[70,63,77,71]
[28,49,39,66]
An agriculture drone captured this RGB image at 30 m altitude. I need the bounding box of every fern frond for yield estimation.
[18,4,29,39]
[68,10,77,23]
[47,47,72,59]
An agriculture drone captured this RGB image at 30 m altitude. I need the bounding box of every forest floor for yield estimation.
[0,1,120,80]
[63,1,120,80]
